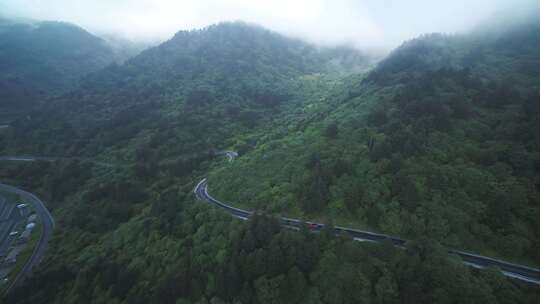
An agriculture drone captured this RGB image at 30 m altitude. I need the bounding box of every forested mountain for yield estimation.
[2,22,371,157]
[2,19,540,304]
[0,19,136,121]
[209,18,540,266]
[366,18,540,86]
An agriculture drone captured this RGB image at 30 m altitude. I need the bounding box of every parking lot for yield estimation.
[0,193,36,283]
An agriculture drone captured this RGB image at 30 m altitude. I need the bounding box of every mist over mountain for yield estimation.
[367,13,540,86]
[1,6,540,304]
[4,21,373,157]
[0,20,114,118]
[0,17,149,123]
[3,0,538,50]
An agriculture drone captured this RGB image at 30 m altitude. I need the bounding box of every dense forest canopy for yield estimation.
[0,20,114,113]
[1,17,539,304]
[0,18,145,123]
[209,19,540,266]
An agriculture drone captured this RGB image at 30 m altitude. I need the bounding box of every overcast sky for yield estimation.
[1,0,538,50]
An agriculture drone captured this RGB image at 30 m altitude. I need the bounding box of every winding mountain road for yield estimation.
[0,183,54,294]
[4,152,539,289]
[194,155,540,286]
[214,151,238,162]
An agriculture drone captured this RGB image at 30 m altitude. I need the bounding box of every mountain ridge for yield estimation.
[2,18,540,304]
[0,19,116,117]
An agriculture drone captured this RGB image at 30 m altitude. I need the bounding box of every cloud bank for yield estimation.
[1,0,538,50]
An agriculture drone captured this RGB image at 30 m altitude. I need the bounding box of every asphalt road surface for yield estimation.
[214,151,238,162]
[0,155,116,167]
[0,184,54,293]
[194,173,540,286]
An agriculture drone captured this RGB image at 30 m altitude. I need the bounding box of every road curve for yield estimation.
[194,178,540,285]
[214,151,238,162]
[0,183,54,294]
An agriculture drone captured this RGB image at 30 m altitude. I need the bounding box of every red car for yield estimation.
[308,223,319,230]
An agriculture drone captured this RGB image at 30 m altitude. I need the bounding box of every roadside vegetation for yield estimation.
[209,26,540,267]
[1,19,539,304]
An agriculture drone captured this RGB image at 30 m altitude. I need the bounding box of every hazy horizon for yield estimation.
[1,0,539,51]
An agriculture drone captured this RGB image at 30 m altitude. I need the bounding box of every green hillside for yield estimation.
[0,18,147,123]
[208,20,540,267]
[2,20,540,304]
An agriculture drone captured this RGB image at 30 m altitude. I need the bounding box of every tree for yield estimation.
[374,270,399,304]
[283,267,307,304]
[325,122,339,139]
[254,275,285,304]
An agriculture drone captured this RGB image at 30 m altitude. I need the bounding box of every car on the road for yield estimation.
[17,203,28,208]
[307,223,322,230]
[9,231,18,236]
